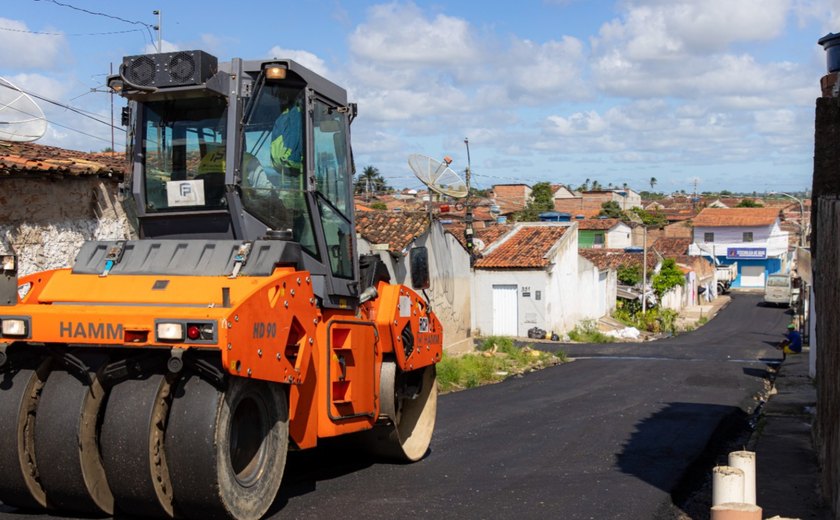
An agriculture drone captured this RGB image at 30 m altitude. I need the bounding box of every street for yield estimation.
[0,294,789,519]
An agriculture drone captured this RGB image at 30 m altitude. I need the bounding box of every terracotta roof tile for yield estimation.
[355,211,429,253]
[651,237,691,257]
[692,207,780,227]
[578,218,622,230]
[474,225,567,268]
[443,222,511,252]
[0,141,127,177]
[579,248,657,271]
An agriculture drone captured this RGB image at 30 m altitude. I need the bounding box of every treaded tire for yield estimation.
[167,375,288,520]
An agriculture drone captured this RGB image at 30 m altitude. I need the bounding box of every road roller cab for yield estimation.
[0,50,442,520]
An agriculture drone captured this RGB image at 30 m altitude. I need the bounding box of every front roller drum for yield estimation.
[0,355,51,510]
[34,355,113,514]
[362,363,438,462]
[167,374,289,520]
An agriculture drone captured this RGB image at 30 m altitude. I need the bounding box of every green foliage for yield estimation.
[736,198,763,208]
[631,207,668,227]
[617,264,642,286]
[651,258,685,297]
[514,181,555,222]
[598,200,624,218]
[355,165,390,195]
[369,201,388,210]
[638,191,665,200]
[436,338,565,393]
[568,320,614,343]
[612,303,680,334]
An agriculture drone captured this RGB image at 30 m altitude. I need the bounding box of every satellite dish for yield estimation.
[408,154,469,199]
[0,77,47,142]
[473,237,486,252]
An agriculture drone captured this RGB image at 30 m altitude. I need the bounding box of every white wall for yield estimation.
[607,223,632,249]
[473,223,614,337]
[689,221,789,258]
[357,221,473,352]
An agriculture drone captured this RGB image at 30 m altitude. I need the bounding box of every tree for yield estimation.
[617,264,642,286]
[591,180,602,191]
[355,165,390,198]
[631,207,667,227]
[649,177,657,191]
[652,258,685,297]
[514,181,555,221]
[598,200,624,219]
[737,198,763,208]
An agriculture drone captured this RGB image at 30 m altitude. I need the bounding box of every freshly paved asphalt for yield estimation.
[0,294,791,519]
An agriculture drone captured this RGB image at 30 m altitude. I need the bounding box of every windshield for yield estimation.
[141,96,227,212]
[240,82,317,257]
[766,276,789,287]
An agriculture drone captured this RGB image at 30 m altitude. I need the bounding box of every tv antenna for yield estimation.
[0,77,47,142]
[407,154,469,199]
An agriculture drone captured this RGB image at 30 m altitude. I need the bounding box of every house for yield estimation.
[577,218,632,249]
[355,211,474,352]
[472,222,610,337]
[688,207,790,288]
[553,188,642,215]
[0,142,130,275]
[552,184,578,199]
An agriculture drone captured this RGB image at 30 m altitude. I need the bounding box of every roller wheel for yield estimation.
[100,373,175,518]
[167,374,288,520]
[34,355,113,514]
[0,355,50,510]
[363,363,438,462]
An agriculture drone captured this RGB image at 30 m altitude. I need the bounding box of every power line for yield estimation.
[0,82,119,130]
[32,0,156,46]
[2,100,124,147]
[0,25,145,37]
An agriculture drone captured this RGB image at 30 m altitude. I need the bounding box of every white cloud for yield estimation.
[0,18,68,69]
[267,47,329,77]
[349,3,478,65]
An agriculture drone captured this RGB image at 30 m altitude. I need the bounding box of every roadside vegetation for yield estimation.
[567,319,614,343]
[436,336,566,393]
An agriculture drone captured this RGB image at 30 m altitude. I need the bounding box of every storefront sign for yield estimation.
[726,247,767,260]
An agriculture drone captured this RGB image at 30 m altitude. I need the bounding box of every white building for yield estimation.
[688,207,790,288]
[471,222,613,337]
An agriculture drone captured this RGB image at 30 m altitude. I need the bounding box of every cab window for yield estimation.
[313,101,351,215]
[239,84,317,258]
[141,97,227,211]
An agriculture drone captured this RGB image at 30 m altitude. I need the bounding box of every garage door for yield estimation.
[740,265,766,288]
[492,285,518,337]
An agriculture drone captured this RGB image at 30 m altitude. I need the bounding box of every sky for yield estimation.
[1,0,838,195]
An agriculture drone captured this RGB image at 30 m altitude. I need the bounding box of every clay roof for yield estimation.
[692,207,780,228]
[444,222,511,252]
[0,141,127,177]
[474,225,567,269]
[355,211,429,253]
[578,218,623,230]
[579,248,658,271]
[651,237,691,257]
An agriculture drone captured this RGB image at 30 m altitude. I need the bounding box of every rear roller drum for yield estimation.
[167,374,288,520]
[363,362,438,462]
[100,373,176,518]
[0,354,50,510]
[34,355,113,515]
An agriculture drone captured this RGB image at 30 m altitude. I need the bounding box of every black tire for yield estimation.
[167,375,288,520]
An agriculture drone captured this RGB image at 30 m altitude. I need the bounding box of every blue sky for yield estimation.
[1,0,837,194]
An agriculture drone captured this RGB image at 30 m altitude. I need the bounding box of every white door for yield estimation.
[740,265,765,288]
[492,284,518,336]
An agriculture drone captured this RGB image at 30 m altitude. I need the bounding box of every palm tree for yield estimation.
[650,177,657,191]
[357,165,383,200]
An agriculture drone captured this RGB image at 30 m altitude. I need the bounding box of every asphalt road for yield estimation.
[0,294,791,520]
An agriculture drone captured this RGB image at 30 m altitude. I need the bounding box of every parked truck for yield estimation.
[715,262,738,294]
[0,50,442,520]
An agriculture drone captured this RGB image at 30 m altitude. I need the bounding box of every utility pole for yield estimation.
[109,62,114,153]
[153,10,162,52]
[642,225,648,314]
[464,137,475,263]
